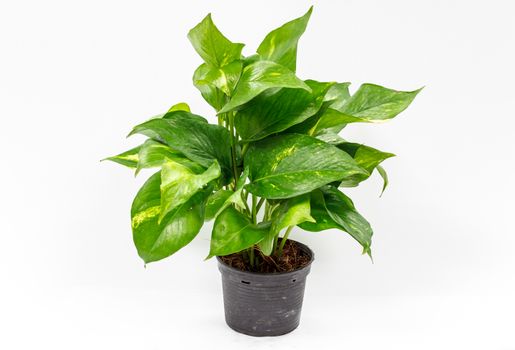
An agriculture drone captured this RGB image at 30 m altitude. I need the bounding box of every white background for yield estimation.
[1,0,514,349]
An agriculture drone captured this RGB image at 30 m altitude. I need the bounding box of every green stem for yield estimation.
[249,247,255,267]
[248,194,258,268]
[277,226,293,256]
[263,201,270,221]
[272,234,279,253]
[255,198,265,216]
[242,194,251,216]
[251,194,257,224]
[241,143,249,158]
[227,112,239,190]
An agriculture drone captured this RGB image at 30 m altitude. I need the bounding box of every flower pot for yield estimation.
[216,240,314,336]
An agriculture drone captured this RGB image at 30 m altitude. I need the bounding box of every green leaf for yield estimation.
[283,97,335,135]
[376,165,389,196]
[136,139,204,175]
[242,54,260,67]
[235,80,334,142]
[193,61,243,109]
[339,84,422,123]
[308,108,354,135]
[258,194,314,255]
[337,143,395,187]
[205,189,232,221]
[271,194,314,233]
[256,7,312,72]
[315,132,347,145]
[212,167,249,218]
[298,190,340,231]
[324,82,351,111]
[161,110,207,123]
[103,145,141,168]
[192,63,226,110]
[300,186,373,257]
[207,207,269,258]
[168,102,191,112]
[218,60,311,113]
[339,143,395,174]
[302,84,421,135]
[131,172,209,264]
[245,133,367,199]
[282,82,350,136]
[129,110,234,182]
[159,160,220,222]
[195,60,242,96]
[187,14,244,68]
[188,13,244,110]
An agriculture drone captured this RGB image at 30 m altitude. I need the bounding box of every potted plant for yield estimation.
[105,7,420,336]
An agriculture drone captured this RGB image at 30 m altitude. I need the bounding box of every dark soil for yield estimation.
[219,239,311,273]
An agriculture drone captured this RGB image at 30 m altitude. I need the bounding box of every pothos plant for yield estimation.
[106,7,420,267]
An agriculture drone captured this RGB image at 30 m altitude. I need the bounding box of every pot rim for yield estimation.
[216,239,315,276]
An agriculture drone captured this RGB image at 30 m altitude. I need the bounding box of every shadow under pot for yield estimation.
[216,240,314,337]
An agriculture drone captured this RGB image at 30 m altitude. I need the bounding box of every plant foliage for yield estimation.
[105,7,421,265]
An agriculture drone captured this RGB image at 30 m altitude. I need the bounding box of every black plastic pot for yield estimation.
[217,240,314,337]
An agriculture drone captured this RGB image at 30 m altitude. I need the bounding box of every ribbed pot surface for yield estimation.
[217,241,314,337]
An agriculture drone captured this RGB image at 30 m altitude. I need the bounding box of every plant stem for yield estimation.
[272,234,279,253]
[227,112,239,190]
[251,194,257,224]
[242,194,251,216]
[249,246,255,267]
[264,200,270,221]
[256,197,265,214]
[241,143,249,158]
[277,226,293,256]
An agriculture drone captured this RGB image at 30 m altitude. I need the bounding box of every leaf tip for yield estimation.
[363,247,373,263]
[306,215,316,223]
[126,129,136,138]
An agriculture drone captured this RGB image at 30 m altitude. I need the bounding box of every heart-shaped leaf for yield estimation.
[257,7,312,72]
[207,207,269,258]
[159,159,220,222]
[300,186,373,257]
[302,84,422,135]
[244,133,367,199]
[340,84,422,121]
[218,60,311,113]
[235,80,334,142]
[188,14,244,68]
[129,110,234,182]
[136,139,204,175]
[131,172,210,264]
[193,60,243,110]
